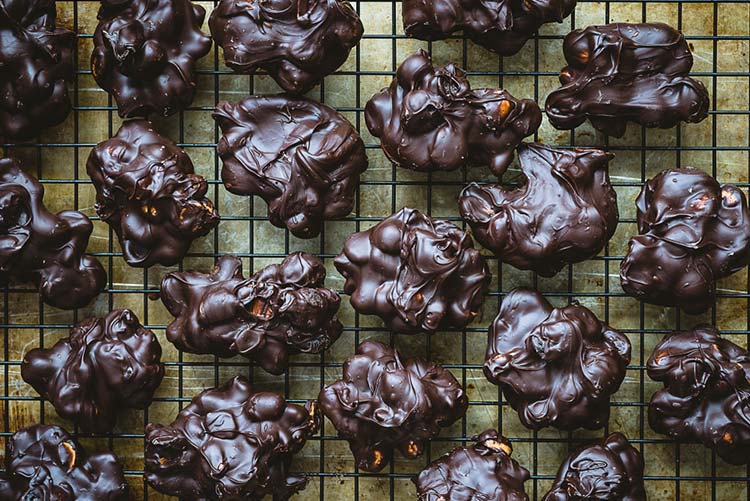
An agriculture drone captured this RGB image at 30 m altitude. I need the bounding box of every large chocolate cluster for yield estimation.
[319,340,468,472]
[365,50,541,175]
[161,253,342,375]
[87,120,219,267]
[214,95,368,238]
[620,168,750,314]
[484,288,631,430]
[460,143,618,276]
[335,208,490,333]
[546,22,710,137]
[145,376,319,500]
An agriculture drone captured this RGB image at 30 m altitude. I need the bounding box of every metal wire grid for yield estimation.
[0,0,749,499]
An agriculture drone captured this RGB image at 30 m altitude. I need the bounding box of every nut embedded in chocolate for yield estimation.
[484,288,631,430]
[620,168,750,314]
[334,207,490,333]
[144,376,320,500]
[319,339,468,472]
[214,95,368,238]
[365,50,542,175]
[460,143,618,276]
[87,119,220,267]
[160,253,342,375]
[545,22,710,137]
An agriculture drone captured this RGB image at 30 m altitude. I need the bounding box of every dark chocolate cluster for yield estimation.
[460,143,618,276]
[209,0,363,94]
[0,424,129,500]
[0,0,75,140]
[414,429,530,501]
[620,168,750,314]
[484,288,631,430]
[214,95,368,238]
[335,208,490,333]
[145,376,320,500]
[0,158,105,309]
[91,0,212,117]
[365,50,542,175]
[543,433,646,500]
[647,326,750,465]
[319,340,468,472]
[161,253,342,375]
[87,119,220,267]
[545,22,710,137]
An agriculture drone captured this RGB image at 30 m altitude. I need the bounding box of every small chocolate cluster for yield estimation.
[365,50,541,175]
[484,288,631,430]
[319,340,468,472]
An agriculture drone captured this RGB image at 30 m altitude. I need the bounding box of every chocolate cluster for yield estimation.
[91,0,212,117]
[214,95,368,238]
[319,340,468,472]
[546,22,710,137]
[0,158,105,309]
[209,0,363,94]
[145,376,319,500]
[161,253,342,375]
[87,119,220,267]
[484,288,631,430]
[335,208,490,333]
[460,143,618,276]
[620,168,750,314]
[365,50,541,175]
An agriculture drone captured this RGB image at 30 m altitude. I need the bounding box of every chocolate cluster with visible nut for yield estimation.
[365,50,542,175]
[460,143,618,276]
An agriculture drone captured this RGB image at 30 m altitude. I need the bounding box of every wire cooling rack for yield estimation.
[1,1,749,500]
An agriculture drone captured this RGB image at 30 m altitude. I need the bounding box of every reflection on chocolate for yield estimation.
[161,253,342,375]
[460,143,618,276]
[214,95,367,238]
[91,0,212,117]
[334,207,490,333]
[0,158,105,309]
[543,433,646,501]
[145,376,319,500]
[484,288,631,430]
[620,168,750,314]
[546,23,710,137]
[209,0,363,94]
[647,326,750,465]
[414,429,530,501]
[0,424,129,500]
[365,50,541,175]
[87,119,219,267]
[319,340,468,472]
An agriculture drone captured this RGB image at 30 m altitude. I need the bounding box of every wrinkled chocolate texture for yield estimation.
[209,0,363,94]
[620,168,750,314]
[0,424,129,500]
[543,433,646,501]
[546,22,710,137]
[21,309,164,433]
[484,288,631,430]
[91,0,212,117]
[0,158,105,309]
[214,95,368,238]
[365,50,542,175]
[414,429,530,501]
[87,119,220,267]
[460,143,618,276]
[161,252,342,375]
[647,326,750,465]
[319,339,468,472]
[145,376,320,500]
[335,207,490,333]
[0,0,74,140]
